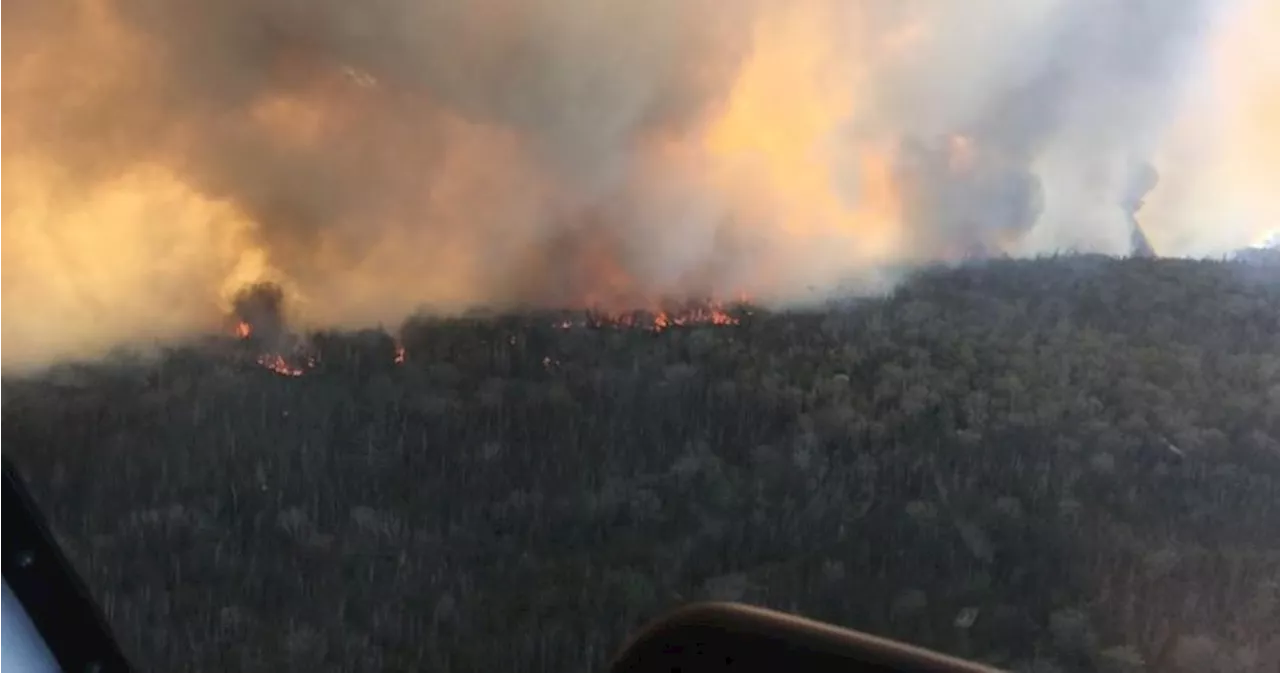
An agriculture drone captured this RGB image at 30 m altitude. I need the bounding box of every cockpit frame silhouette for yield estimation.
[3,456,134,673]
[607,601,1001,673]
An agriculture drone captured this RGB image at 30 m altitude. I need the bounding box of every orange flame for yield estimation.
[229,298,745,377]
[233,317,314,376]
[649,304,740,332]
[256,354,307,377]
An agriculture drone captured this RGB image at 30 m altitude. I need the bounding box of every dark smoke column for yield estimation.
[1123,162,1159,258]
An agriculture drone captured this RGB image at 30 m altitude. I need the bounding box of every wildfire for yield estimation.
[230,297,743,377]
[651,304,740,330]
[552,299,745,332]
[257,354,307,377]
[6,0,1280,374]
[230,317,315,377]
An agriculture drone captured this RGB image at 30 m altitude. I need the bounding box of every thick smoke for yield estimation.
[1138,0,1280,256]
[2,0,1271,368]
[1124,162,1160,258]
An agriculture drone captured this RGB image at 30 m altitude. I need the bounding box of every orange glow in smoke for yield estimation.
[701,2,904,270]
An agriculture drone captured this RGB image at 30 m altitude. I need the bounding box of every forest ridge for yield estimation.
[3,253,1279,673]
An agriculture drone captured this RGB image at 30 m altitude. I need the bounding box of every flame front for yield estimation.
[257,354,308,377]
[234,299,742,377]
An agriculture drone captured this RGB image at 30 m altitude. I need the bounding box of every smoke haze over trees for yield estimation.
[4,0,1277,368]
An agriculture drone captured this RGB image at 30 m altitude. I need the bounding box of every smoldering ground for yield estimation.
[3,0,1275,369]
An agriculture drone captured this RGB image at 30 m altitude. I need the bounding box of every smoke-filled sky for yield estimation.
[3,0,1277,368]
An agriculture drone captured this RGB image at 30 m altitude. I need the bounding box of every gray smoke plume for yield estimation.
[1124,162,1161,257]
[1,0,1249,367]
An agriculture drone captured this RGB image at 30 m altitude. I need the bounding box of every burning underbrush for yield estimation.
[227,282,754,378]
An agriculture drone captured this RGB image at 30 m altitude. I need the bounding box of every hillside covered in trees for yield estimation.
[4,253,1279,673]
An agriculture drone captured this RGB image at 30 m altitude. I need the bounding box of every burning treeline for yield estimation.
[232,284,747,378]
[3,0,1277,370]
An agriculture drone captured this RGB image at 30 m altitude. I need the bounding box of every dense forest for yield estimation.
[4,253,1279,673]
